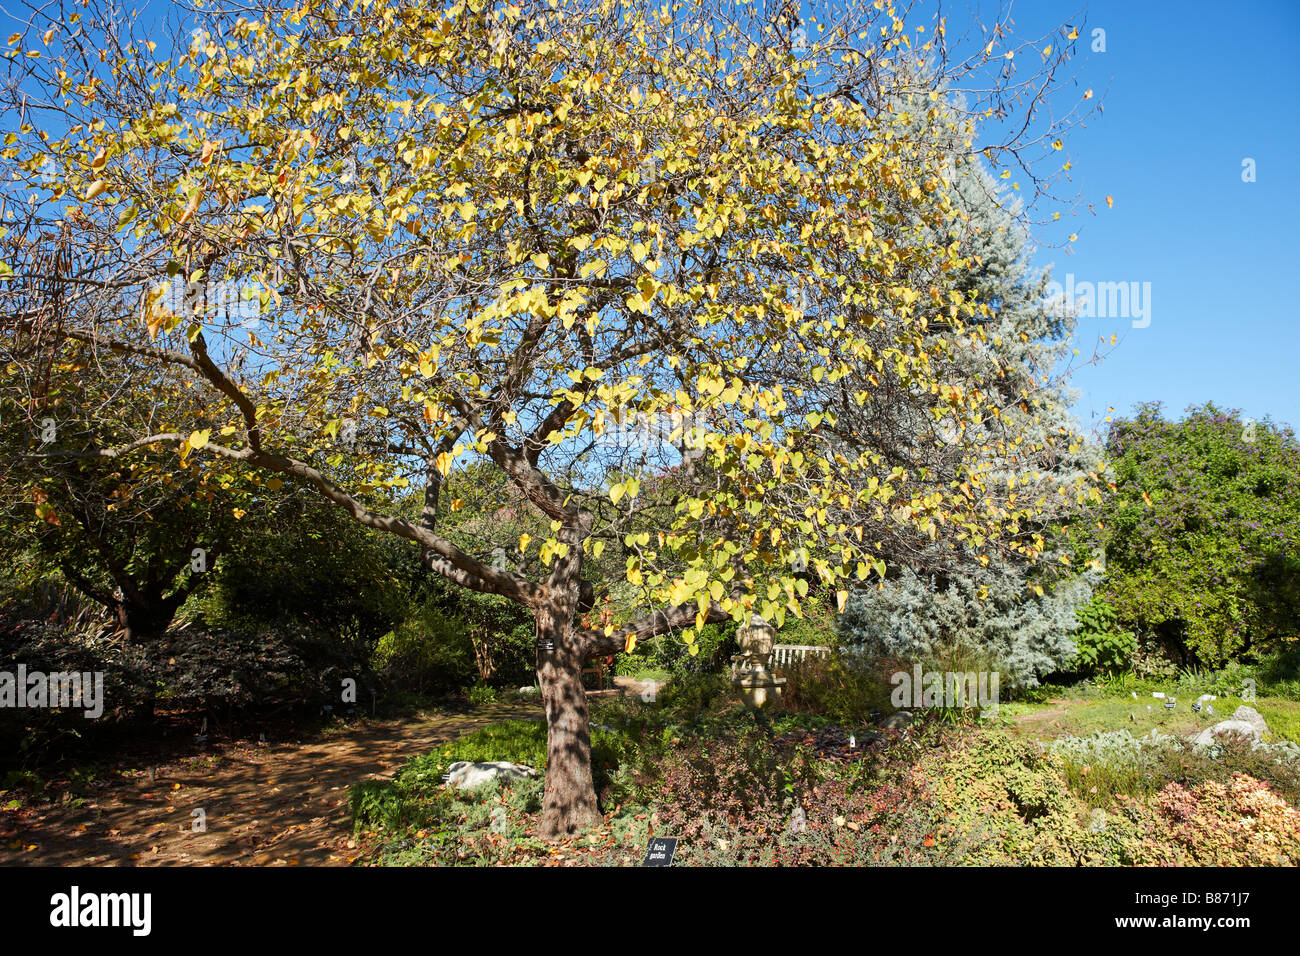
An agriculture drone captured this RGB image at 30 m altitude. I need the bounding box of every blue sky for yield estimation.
[5,0,1295,439]
[1006,0,1300,437]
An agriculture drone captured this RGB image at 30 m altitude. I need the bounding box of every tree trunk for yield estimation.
[534,595,602,840]
[113,597,178,721]
[135,687,156,720]
[470,630,496,683]
[119,596,180,645]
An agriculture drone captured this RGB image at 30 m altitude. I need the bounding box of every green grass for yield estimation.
[349,717,635,839]
[428,718,549,767]
[1258,699,1300,744]
[1003,691,1300,745]
[350,720,548,838]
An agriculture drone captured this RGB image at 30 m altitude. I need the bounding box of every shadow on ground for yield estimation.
[0,701,543,866]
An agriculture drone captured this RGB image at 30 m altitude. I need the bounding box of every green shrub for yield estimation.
[614,619,739,678]
[769,593,838,648]
[1095,404,1300,666]
[373,608,477,695]
[1259,648,1300,701]
[1066,597,1135,676]
[653,671,732,717]
[780,652,894,723]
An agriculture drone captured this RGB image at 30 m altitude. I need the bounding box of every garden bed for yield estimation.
[351,674,1300,866]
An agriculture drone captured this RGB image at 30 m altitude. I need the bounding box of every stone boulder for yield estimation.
[1191,720,1260,747]
[1231,705,1269,737]
[442,761,537,790]
[1188,706,1270,748]
[882,710,913,730]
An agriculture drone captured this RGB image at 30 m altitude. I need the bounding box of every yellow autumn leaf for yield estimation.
[176,192,200,225]
[85,179,107,200]
[145,306,166,341]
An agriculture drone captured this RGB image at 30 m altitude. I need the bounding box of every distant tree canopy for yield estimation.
[0,337,266,642]
[1094,403,1300,667]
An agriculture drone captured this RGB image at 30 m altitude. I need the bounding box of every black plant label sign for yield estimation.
[642,837,677,867]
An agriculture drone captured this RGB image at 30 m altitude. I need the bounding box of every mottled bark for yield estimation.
[535,596,601,839]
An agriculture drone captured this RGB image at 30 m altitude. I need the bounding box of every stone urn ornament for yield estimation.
[731,614,786,710]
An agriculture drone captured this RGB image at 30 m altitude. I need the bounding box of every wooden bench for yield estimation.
[582,656,610,691]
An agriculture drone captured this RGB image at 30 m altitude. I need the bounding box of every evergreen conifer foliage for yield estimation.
[836,104,1100,685]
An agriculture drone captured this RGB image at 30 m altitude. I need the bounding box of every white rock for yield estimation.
[443,761,537,790]
[882,711,913,730]
[1231,705,1269,737]
[1191,720,1262,748]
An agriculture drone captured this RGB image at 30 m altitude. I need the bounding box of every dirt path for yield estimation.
[0,701,542,866]
[1009,699,1070,731]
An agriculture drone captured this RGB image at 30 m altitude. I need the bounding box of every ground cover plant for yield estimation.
[352,661,1300,866]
